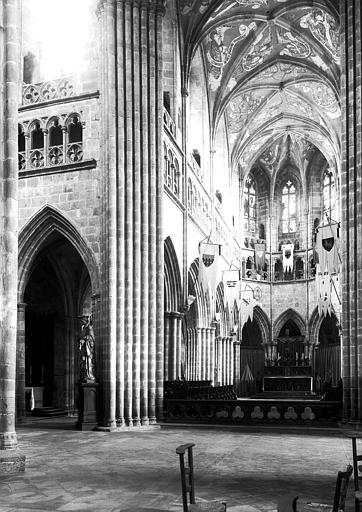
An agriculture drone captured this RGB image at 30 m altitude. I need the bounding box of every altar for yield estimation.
[263,366,313,394]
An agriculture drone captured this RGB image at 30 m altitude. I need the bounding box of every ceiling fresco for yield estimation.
[180,0,340,176]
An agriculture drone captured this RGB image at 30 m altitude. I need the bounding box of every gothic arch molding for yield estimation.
[309,307,324,345]
[273,308,306,338]
[253,306,271,346]
[164,236,182,312]
[187,258,209,327]
[18,205,100,301]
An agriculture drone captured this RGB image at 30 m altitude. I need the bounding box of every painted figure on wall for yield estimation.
[78,315,96,382]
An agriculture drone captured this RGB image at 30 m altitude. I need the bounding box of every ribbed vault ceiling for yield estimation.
[180,0,340,177]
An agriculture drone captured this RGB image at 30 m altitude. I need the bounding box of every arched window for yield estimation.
[282,180,296,234]
[173,158,180,197]
[31,122,44,149]
[18,125,26,171]
[167,150,173,189]
[49,119,63,147]
[323,168,336,221]
[68,115,82,143]
[163,143,168,184]
[188,178,192,210]
[67,115,83,163]
[30,122,44,168]
[244,176,256,233]
[48,119,64,166]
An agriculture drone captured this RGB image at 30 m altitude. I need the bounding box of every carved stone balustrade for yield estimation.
[22,77,74,105]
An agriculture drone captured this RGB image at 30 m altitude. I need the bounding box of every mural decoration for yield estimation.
[279,30,311,59]
[206,22,257,88]
[284,91,313,118]
[292,82,339,117]
[180,0,211,15]
[260,144,279,169]
[256,62,308,82]
[239,135,270,168]
[226,92,264,132]
[300,9,339,64]
[234,0,267,7]
[242,27,272,72]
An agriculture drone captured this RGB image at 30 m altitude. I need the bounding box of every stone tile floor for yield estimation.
[0,418,358,512]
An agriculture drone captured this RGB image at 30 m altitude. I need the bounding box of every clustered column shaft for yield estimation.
[164,312,183,380]
[340,0,362,421]
[98,0,164,427]
[185,327,217,382]
[215,337,234,385]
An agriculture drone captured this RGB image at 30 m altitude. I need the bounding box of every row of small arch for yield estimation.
[18,114,83,151]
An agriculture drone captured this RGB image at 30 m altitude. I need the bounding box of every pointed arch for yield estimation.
[309,307,323,345]
[273,308,306,338]
[253,306,271,345]
[18,205,100,301]
[187,258,208,327]
[164,236,182,312]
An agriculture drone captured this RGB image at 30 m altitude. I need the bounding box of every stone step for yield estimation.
[31,407,68,417]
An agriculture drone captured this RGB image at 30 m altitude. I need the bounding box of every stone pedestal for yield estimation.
[76,381,99,431]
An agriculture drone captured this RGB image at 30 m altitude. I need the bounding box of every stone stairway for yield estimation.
[31,407,68,417]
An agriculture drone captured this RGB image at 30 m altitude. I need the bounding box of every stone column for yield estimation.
[200,327,206,380]
[234,341,241,396]
[97,0,117,431]
[196,327,202,380]
[0,0,25,472]
[98,0,164,427]
[164,314,170,381]
[340,0,361,420]
[207,327,215,382]
[16,303,27,420]
[222,337,227,385]
[164,312,183,380]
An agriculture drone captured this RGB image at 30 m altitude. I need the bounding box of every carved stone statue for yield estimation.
[78,315,96,382]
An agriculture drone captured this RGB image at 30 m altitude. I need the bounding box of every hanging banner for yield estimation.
[254,243,266,272]
[239,288,254,329]
[282,243,294,273]
[198,241,221,319]
[222,269,241,312]
[315,222,340,275]
[316,264,332,317]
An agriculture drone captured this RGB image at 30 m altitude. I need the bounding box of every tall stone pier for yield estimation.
[340,0,362,422]
[97,0,165,429]
[0,0,25,472]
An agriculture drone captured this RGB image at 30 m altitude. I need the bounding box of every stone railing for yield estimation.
[164,398,342,424]
[163,107,177,138]
[22,76,74,105]
[19,141,83,171]
[188,152,204,183]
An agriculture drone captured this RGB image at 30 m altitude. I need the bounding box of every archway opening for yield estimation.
[315,314,341,395]
[277,319,304,366]
[23,231,91,414]
[239,318,264,396]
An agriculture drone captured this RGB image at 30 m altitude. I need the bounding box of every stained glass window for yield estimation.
[244,176,256,233]
[323,168,336,220]
[282,180,296,234]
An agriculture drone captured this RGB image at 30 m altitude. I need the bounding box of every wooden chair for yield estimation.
[278,465,353,512]
[176,443,226,512]
[352,436,362,512]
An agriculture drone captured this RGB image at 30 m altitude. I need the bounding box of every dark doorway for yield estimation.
[23,232,91,414]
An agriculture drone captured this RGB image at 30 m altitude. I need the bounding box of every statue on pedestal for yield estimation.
[78,315,96,382]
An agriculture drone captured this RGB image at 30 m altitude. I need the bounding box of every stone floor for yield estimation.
[0,417,358,512]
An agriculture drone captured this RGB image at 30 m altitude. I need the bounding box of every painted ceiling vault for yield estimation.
[180,0,340,179]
